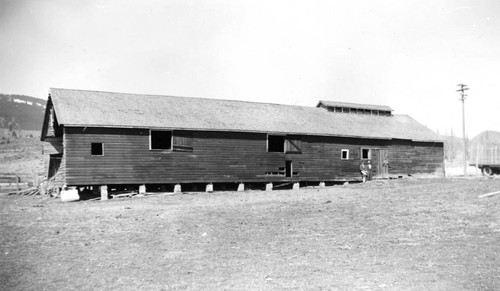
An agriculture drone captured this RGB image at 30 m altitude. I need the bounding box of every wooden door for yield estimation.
[377,149,389,178]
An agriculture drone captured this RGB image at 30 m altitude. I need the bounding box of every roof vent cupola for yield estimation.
[317,100,393,116]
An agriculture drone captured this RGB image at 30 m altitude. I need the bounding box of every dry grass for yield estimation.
[0,134,44,177]
[1,178,499,290]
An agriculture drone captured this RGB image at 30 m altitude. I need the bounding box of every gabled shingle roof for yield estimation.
[48,88,442,142]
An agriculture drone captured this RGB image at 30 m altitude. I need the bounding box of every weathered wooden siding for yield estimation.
[292,136,373,180]
[41,99,63,140]
[65,127,283,185]
[63,127,444,185]
[387,140,444,176]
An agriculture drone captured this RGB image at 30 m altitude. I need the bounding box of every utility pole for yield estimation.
[457,84,469,176]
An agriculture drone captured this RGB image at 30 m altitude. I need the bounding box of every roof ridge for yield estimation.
[49,88,318,110]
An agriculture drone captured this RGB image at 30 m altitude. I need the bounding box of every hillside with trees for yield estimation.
[0,94,46,188]
[0,94,46,132]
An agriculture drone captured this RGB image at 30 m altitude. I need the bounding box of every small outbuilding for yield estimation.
[41,88,444,191]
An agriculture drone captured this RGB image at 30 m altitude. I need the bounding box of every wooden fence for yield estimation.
[0,171,45,193]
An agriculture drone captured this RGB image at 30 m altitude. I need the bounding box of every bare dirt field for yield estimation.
[1,178,499,290]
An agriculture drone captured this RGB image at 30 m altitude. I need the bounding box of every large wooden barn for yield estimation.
[41,88,444,192]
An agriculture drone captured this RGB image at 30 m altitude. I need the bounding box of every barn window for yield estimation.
[341,149,349,160]
[91,143,103,156]
[268,135,285,152]
[150,130,172,150]
[361,148,371,159]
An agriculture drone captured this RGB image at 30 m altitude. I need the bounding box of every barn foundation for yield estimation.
[100,185,108,200]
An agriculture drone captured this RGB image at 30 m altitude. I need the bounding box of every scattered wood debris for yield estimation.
[110,192,137,199]
[478,190,500,199]
[8,187,40,196]
[39,166,65,198]
[7,168,65,197]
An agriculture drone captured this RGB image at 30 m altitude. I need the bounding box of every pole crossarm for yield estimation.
[457,84,469,100]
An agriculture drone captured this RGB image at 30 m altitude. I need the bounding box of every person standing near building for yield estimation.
[367,160,373,181]
[360,161,368,182]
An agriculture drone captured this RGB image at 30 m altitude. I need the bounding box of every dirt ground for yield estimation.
[1,178,499,290]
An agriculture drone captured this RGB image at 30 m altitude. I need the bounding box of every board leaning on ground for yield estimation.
[40,88,444,197]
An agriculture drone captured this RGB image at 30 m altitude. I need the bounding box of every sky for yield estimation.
[0,0,499,138]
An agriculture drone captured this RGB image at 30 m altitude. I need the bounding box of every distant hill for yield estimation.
[0,94,46,179]
[0,94,46,131]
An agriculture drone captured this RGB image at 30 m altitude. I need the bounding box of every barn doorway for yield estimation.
[48,154,62,179]
[362,148,389,179]
[376,149,389,178]
[285,161,293,177]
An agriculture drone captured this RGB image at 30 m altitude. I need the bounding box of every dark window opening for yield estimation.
[268,135,285,152]
[151,130,172,150]
[362,148,371,159]
[341,149,349,160]
[91,143,103,156]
